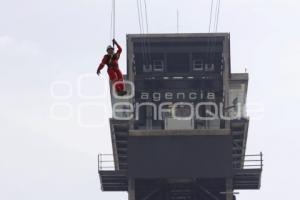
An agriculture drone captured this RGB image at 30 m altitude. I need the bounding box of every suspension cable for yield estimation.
[143,0,149,33]
[215,0,221,32]
[208,0,221,32]
[177,9,179,33]
[137,0,147,68]
[136,0,152,70]
[137,0,144,33]
[213,0,218,32]
[143,0,151,67]
[208,0,214,32]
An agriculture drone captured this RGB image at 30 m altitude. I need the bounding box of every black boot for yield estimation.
[117,90,127,96]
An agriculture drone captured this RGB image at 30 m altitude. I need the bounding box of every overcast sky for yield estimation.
[0,0,300,200]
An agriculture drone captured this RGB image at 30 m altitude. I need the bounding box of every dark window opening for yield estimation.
[192,59,204,71]
[152,60,164,72]
[167,53,190,73]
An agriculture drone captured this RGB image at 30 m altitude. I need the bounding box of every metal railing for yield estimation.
[233,152,263,169]
[133,119,229,130]
[98,152,263,171]
[98,154,115,171]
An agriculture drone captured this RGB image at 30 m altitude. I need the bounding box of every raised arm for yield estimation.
[113,39,122,55]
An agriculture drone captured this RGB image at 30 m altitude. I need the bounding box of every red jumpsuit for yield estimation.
[98,43,125,92]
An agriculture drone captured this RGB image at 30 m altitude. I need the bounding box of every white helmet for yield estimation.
[106,45,114,51]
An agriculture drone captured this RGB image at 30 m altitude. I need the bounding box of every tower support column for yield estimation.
[128,178,136,200]
[226,178,233,200]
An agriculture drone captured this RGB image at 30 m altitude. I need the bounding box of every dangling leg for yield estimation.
[114,67,127,96]
[107,68,120,93]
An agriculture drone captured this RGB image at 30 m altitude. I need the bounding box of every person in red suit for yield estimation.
[97,39,127,96]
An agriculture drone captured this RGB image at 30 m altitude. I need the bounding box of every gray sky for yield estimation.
[0,0,300,199]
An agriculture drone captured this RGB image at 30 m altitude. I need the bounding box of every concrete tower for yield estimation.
[98,33,263,200]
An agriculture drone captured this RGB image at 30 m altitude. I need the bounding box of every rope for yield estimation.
[113,0,115,39]
[109,0,113,42]
[109,0,116,46]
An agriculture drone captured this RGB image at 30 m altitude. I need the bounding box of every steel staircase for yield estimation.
[112,120,129,170]
[99,170,128,191]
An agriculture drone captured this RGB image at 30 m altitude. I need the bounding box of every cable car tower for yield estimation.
[98,33,263,200]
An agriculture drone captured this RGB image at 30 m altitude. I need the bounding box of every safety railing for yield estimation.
[233,152,263,169]
[133,119,230,130]
[98,154,115,171]
[98,153,263,171]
